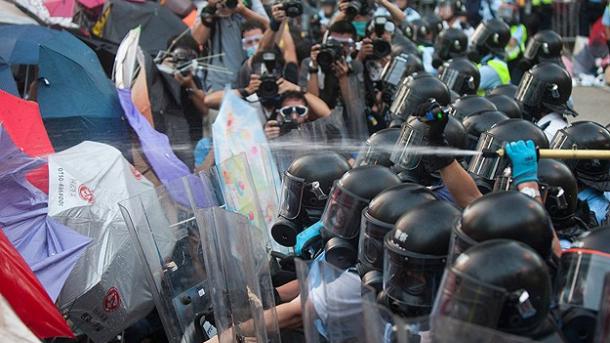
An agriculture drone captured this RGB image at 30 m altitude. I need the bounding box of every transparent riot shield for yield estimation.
[195,206,281,343]
[428,315,536,343]
[295,258,368,343]
[119,174,219,343]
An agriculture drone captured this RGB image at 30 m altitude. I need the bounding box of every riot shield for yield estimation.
[428,315,536,343]
[119,174,218,343]
[295,258,367,343]
[195,206,281,343]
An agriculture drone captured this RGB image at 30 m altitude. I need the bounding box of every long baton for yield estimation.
[483,149,610,159]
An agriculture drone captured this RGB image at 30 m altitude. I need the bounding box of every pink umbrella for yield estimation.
[77,0,103,9]
[43,0,75,17]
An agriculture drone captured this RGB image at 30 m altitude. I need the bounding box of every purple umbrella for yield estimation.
[0,124,90,301]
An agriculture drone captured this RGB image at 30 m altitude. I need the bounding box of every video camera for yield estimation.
[200,0,238,19]
[278,0,303,18]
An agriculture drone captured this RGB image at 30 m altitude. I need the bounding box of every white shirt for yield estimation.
[536,112,568,141]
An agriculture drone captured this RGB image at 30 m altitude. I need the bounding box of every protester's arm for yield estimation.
[306,47,321,97]
[191,19,213,46]
[204,75,261,109]
[374,0,406,23]
[174,72,208,116]
[236,0,269,29]
[259,3,285,51]
[277,78,331,118]
[276,280,300,303]
[280,23,298,65]
[330,0,349,24]
[337,59,368,138]
[440,161,483,208]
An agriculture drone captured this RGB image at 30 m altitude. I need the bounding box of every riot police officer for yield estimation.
[438,57,481,96]
[550,121,610,225]
[355,128,401,168]
[272,152,351,247]
[381,200,460,317]
[486,93,522,119]
[520,30,564,71]
[467,19,512,93]
[432,28,468,69]
[514,62,575,140]
[447,94,497,121]
[321,165,401,269]
[462,110,509,150]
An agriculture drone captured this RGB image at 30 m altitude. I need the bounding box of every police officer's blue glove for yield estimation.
[295,221,323,257]
[505,140,538,186]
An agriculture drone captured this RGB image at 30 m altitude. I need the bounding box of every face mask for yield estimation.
[245,45,258,58]
[353,21,367,38]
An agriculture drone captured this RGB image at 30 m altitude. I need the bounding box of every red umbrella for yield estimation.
[0,229,74,338]
[43,0,76,17]
[0,90,54,193]
[77,0,104,9]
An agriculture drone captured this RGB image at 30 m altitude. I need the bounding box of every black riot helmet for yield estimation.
[487,83,518,98]
[433,239,552,337]
[486,94,522,119]
[355,128,401,168]
[468,119,549,180]
[522,30,563,70]
[467,19,511,61]
[322,166,401,269]
[538,159,579,227]
[322,166,401,241]
[439,57,481,95]
[450,191,555,264]
[558,228,610,343]
[380,53,424,105]
[550,121,610,192]
[408,18,437,46]
[515,62,574,120]
[359,183,437,273]
[272,152,351,246]
[389,73,451,120]
[384,201,460,317]
[447,95,497,122]
[462,110,509,150]
[433,29,468,69]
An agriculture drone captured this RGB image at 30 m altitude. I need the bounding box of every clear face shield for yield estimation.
[431,267,509,328]
[440,67,476,95]
[321,181,370,240]
[559,249,610,311]
[278,172,328,220]
[388,78,429,120]
[467,131,505,180]
[447,222,479,265]
[358,209,394,271]
[355,138,395,168]
[390,117,429,170]
[383,245,447,312]
[515,70,546,108]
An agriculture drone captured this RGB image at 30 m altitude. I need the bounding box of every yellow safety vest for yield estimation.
[506,24,528,61]
[477,58,511,95]
[532,0,552,6]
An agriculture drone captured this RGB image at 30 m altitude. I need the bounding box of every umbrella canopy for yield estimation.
[49,141,160,343]
[0,228,74,339]
[0,124,91,302]
[13,0,77,27]
[78,0,104,9]
[0,0,40,25]
[98,0,187,55]
[0,90,55,193]
[0,294,41,343]
[71,31,119,77]
[43,0,76,18]
[0,25,130,153]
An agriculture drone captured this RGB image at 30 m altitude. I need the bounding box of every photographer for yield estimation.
[359,16,396,133]
[191,0,269,92]
[299,20,369,140]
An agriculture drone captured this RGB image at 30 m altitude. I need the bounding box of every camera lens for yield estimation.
[257,76,279,99]
[225,0,238,9]
[372,40,391,59]
[317,50,334,71]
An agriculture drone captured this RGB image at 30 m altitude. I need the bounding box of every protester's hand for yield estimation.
[277,78,301,94]
[234,0,247,14]
[338,0,350,13]
[245,74,261,95]
[333,60,350,79]
[310,44,321,67]
[264,120,281,139]
[357,38,374,62]
[174,71,197,89]
[415,99,448,145]
[505,140,539,186]
[271,3,286,22]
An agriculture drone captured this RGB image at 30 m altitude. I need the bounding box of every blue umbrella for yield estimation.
[0,25,129,153]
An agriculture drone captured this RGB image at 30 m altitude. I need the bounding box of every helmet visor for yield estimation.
[515,71,545,108]
[470,24,489,49]
[383,247,446,309]
[389,81,428,119]
[467,131,504,180]
[390,121,427,170]
[550,129,579,169]
[440,68,474,95]
[559,249,610,311]
[321,181,370,239]
[447,224,478,265]
[278,172,306,220]
[523,40,542,61]
[355,139,393,167]
[432,268,508,328]
[358,209,394,270]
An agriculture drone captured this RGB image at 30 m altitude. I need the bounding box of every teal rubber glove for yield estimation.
[295,221,323,257]
[505,140,538,185]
